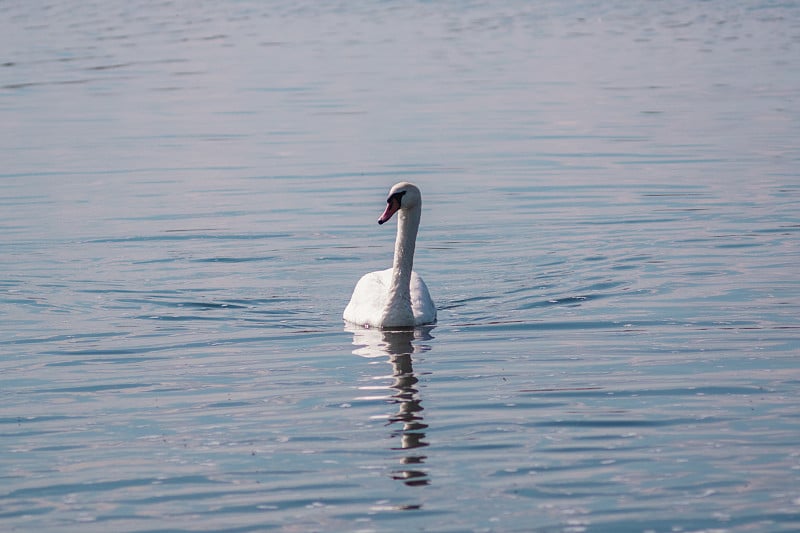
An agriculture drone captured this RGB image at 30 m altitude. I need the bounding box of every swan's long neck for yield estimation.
[385,205,420,322]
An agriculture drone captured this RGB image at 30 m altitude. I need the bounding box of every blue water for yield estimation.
[2,1,799,532]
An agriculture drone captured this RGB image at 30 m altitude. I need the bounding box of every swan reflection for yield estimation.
[347,325,434,487]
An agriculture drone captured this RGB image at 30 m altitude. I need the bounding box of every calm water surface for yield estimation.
[1,1,799,532]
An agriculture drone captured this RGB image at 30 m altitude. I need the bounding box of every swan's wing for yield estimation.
[343,269,392,327]
[410,271,437,325]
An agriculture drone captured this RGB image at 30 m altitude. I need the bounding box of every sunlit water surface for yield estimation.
[2,1,799,532]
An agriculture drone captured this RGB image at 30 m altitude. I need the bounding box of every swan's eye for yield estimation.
[387,190,407,206]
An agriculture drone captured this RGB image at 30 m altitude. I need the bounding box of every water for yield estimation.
[2,1,799,531]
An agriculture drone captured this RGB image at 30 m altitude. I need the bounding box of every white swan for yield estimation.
[343,182,436,328]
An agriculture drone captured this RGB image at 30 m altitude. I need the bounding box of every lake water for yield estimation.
[2,1,799,531]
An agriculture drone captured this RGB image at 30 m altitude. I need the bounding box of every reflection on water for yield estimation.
[348,326,435,487]
[387,351,429,487]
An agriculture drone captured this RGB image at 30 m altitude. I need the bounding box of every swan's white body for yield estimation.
[343,182,436,328]
[344,268,435,328]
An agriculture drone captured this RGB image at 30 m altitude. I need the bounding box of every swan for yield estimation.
[343,182,436,328]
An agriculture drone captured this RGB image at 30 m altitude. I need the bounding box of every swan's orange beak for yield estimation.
[378,196,401,225]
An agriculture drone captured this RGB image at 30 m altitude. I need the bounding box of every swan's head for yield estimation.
[378,182,421,225]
